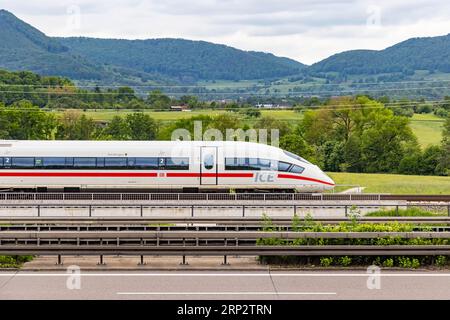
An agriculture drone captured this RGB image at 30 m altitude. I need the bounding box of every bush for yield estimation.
[411,258,421,269]
[339,256,352,267]
[382,258,394,268]
[435,256,447,267]
[320,257,333,267]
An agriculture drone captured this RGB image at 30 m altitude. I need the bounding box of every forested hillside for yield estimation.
[0,10,305,83]
[309,34,450,76]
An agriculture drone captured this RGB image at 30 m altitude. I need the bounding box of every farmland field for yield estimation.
[409,113,445,147]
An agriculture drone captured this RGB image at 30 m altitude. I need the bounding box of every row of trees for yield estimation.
[0,96,448,176]
[3,70,450,116]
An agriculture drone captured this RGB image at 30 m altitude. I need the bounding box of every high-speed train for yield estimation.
[0,140,335,192]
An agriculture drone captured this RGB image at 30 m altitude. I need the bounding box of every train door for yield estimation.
[200,146,218,185]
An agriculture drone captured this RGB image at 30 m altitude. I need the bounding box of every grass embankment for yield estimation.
[328,172,450,194]
[0,256,33,268]
[366,208,446,217]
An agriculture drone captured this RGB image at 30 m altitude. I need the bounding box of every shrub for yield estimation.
[411,258,421,269]
[398,257,412,268]
[320,257,333,267]
[435,256,447,267]
[382,258,394,268]
[339,256,352,267]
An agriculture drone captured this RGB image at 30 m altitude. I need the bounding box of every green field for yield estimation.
[58,109,304,122]
[328,172,450,194]
[409,113,445,147]
[59,109,445,146]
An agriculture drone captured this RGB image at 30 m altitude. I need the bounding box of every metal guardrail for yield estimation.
[1,216,450,225]
[1,245,450,257]
[1,231,450,240]
[0,203,448,218]
[2,229,450,265]
[0,192,448,202]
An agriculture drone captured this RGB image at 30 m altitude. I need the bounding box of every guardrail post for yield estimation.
[191,206,194,217]
[222,255,230,266]
[56,255,63,266]
[140,205,143,217]
[396,205,399,216]
[37,205,40,217]
[180,255,188,265]
[242,205,245,217]
[344,205,348,217]
[448,205,450,217]
[97,255,106,266]
[138,255,146,266]
[89,205,92,217]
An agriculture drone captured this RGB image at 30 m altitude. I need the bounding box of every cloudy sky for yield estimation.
[2,0,450,64]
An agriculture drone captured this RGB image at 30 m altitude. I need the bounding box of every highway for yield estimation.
[1,270,450,300]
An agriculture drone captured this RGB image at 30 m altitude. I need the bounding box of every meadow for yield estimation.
[328,172,450,194]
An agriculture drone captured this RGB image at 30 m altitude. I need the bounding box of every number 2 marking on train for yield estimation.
[254,172,275,183]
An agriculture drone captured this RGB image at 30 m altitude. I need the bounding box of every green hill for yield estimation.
[0,9,107,80]
[0,10,305,83]
[309,34,450,75]
[57,37,306,82]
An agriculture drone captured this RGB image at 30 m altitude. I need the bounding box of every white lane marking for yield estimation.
[117,292,337,295]
[0,273,450,277]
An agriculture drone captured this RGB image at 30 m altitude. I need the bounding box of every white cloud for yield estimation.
[1,0,450,64]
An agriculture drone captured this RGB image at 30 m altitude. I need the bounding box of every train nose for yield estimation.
[315,166,335,187]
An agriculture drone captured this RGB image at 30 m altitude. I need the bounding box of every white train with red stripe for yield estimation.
[0,140,335,192]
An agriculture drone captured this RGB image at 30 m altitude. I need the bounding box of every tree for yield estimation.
[280,133,315,163]
[438,116,450,175]
[147,90,171,109]
[56,110,99,140]
[126,113,158,140]
[0,100,56,140]
[102,116,130,140]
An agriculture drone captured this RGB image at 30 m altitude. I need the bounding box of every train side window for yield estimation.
[4,157,11,167]
[290,165,305,174]
[0,157,3,167]
[35,158,43,167]
[65,158,74,167]
[225,158,248,170]
[74,157,96,168]
[248,158,260,171]
[127,158,136,167]
[43,157,66,168]
[278,161,291,172]
[12,157,35,168]
[105,157,127,169]
[203,154,214,170]
[96,158,105,168]
[134,157,159,169]
[167,157,189,170]
[244,158,274,171]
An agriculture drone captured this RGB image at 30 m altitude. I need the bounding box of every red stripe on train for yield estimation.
[0,172,158,177]
[277,173,335,186]
[166,173,254,178]
[0,172,253,178]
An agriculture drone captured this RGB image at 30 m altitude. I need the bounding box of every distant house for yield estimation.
[255,103,290,109]
[255,103,274,109]
[170,105,191,112]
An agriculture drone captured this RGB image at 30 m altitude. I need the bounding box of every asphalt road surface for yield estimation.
[1,270,450,300]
